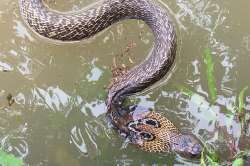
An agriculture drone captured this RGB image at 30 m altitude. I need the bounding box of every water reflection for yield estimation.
[0,124,29,160]
[14,21,34,41]
[70,126,88,154]
[86,58,104,82]
[0,61,13,72]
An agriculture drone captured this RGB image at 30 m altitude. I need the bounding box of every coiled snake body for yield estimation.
[19,0,202,158]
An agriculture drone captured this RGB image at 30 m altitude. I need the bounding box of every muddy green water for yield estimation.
[0,0,250,165]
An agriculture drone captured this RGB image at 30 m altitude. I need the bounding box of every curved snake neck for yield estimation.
[19,0,177,109]
[18,0,203,157]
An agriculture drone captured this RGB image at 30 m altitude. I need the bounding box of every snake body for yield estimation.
[19,0,202,158]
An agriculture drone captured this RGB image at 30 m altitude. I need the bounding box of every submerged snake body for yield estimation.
[19,0,202,157]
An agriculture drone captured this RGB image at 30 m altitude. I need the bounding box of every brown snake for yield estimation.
[19,0,202,158]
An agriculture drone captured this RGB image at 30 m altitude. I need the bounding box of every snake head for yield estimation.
[171,134,202,159]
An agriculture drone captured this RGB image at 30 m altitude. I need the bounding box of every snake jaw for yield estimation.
[170,134,202,158]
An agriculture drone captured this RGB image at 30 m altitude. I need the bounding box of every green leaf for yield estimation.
[176,85,194,98]
[203,48,217,103]
[237,86,249,133]
[207,155,219,166]
[200,149,206,166]
[232,158,244,166]
[220,108,233,117]
[200,143,220,166]
[209,152,219,162]
[0,149,24,166]
[238,86,248,114]
[234,149,250,159]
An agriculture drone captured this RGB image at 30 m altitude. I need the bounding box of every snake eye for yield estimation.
[140,132,155,141]
[143,118,160,128]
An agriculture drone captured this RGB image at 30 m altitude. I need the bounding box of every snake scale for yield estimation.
[19,0,202,158]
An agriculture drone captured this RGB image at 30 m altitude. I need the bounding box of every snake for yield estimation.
[19,0,202,158]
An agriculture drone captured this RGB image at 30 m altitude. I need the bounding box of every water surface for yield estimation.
[0,0,250,165]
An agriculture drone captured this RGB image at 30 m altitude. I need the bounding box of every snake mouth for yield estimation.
[171,134,202,159]
[171,147,202,159]
[177,146,202,159]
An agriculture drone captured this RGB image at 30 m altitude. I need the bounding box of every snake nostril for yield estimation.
[190,145,202,158]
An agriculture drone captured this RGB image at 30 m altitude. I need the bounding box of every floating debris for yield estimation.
[6,93,15,106]
[123,40,137,54]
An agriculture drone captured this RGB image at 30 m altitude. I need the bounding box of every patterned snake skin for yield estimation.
[19,0,202,158]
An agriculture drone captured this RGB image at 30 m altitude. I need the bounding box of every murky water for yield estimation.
[0,0,250,165]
